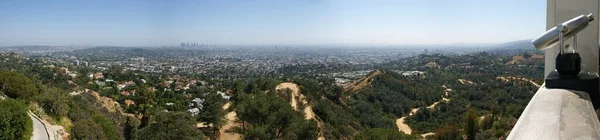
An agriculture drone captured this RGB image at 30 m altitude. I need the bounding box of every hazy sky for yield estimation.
[0,0,546,46]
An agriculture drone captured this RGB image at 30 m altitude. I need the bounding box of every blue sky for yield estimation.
[0,0,545,46]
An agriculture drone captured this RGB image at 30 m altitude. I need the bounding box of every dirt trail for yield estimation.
[223,102,232,110]
[426,97,450,109]
[276,82,316,120]
[421,132,435,138]
[397,107,420,134]
[458,79,476,85]
[219,102,241,140]
[343,70,381,93]
[398,106,420,134]
[409,108,419,116]
[396,85,453,137]
[397,96,448,135]
[496,76,541,88]
[396,105,419,134]
[276,83,299,110]
[396,117,412,135]
[276,82,324,140]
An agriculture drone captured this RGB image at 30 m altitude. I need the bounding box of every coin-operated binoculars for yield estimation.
[532,13,600,108]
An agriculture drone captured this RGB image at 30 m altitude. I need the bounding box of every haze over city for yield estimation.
[5,0,590,140]
[1,0,545,46]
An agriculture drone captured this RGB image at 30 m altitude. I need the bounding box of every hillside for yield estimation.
[250,50,545,139]
[506,53,544,65]
[0,48,545,140]
[275,82,324,140]
[486,40,542,55]
[318,52,542,139]
[342,70,382,93]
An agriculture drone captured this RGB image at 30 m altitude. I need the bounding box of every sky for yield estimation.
[0,0,546,46]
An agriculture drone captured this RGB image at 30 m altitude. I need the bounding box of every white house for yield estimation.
[187,108,200,116]
[217,91,231,100]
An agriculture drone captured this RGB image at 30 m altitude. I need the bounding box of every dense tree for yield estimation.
[295,120,320,140]
[51,72,72,90]
[235,92,319,139]
[465,108,479,140]
[434,125,461,140]
[73,74,91,87]
[232,80,245,95]
[0,48,543,140]
[198,92,225,137]
[37,87,70,117]
[136,112,205,140]
[68,94,127,140]
[124,117,140,140]
[72,119,106,140]
[93,114,121,140]
[133,85,159,128]
[354,128,416,140]
[0,99,32,140]
[0,70,39,100]
[480,114,494,130]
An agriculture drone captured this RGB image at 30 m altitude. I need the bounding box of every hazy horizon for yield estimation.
[1,0,545,46]
[0,39,532,49]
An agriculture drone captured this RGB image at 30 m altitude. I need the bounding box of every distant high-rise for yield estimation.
[180,42,204,47]
[179,42,206,48]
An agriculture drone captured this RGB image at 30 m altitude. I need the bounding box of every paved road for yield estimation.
[28,112,49,140]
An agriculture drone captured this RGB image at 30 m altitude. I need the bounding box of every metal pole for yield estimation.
[558,24,564,55]
[573,34,577,53]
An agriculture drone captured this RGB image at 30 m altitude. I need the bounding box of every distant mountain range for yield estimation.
[0,40,541,55]
[0,45,95,54]
[485,40,540,54]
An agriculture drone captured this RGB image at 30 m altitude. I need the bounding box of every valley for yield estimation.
[0,45,543,140]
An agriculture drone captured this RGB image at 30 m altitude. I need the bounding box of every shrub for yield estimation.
[0,99,33,140]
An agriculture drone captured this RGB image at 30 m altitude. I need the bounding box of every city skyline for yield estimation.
[0,0,545,46]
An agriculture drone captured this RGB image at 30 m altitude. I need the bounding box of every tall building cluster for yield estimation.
[179,42,217,48]
[73,60,89,66]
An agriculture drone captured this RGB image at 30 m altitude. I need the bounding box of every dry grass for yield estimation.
[343,70,381,93]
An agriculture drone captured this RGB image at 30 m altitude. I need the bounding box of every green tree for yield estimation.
[135,85,156,106]
[0,99,33,140]
[93,114,121,140]
[295,120,320,140]
[480,114,494,130]
[73,75,91,87]
[354,128,416,140]
[38,87,70,117]
[136,112,205,140]
[0,70,39,100]
[72,119,106,140]
[68,93,123,140]
[232,80,245,95]
[199,92,225,137]
[134,85,158,128]
[465,109,479,140]
[434,125,462,140]
[235,93,318,139]
[124,117,140,140]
